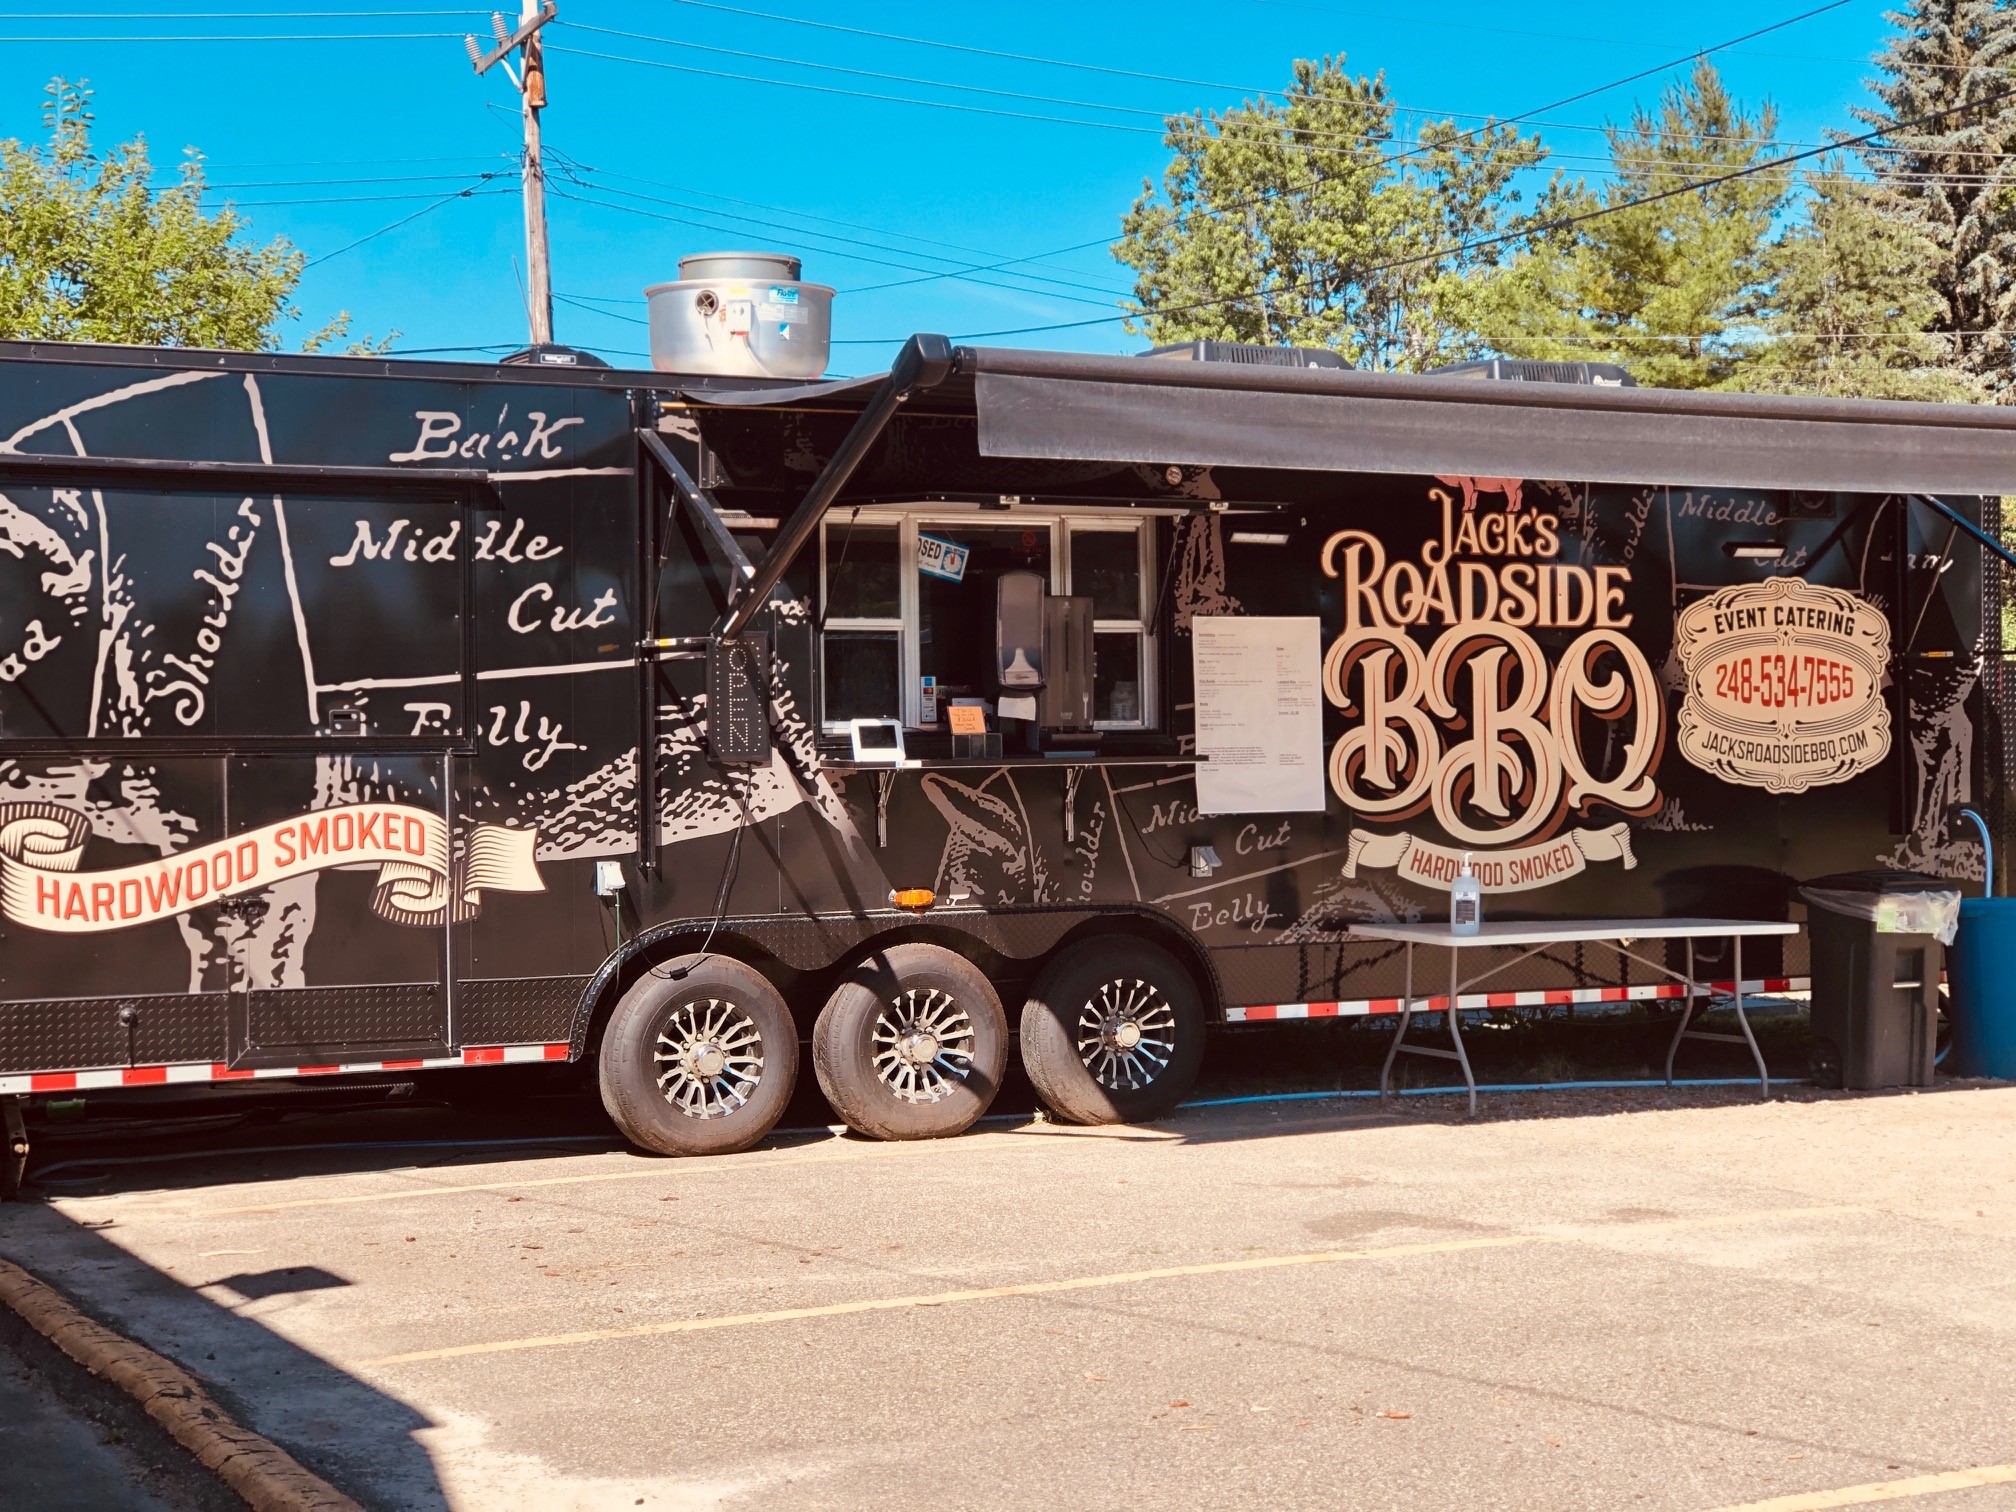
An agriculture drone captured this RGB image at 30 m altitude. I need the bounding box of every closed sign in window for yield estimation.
[917,534,970,582]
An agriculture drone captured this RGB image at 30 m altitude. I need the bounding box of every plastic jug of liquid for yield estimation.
[1450,852,1482,936]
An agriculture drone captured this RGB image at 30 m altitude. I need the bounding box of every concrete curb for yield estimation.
[0,1255,361,1512]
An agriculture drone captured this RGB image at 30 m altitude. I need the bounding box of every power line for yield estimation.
[546,43,1163,136]
[545,183,1120,312]
[550,156,1133,291]
[592,1,1853,158]
[305,177,509,267]
[1247,0,1910,70]
[193,171,514,190]
[1263,2,2016,74]
[1378,0,1853,179]
[911,77,2016,344]
[824,0,1862,302]
[382,343,520,355]
[546,39,1635,165]
[571,18,1649,156]
[550,30,1597,160]
[154,154,512,174]
[555,291,645,325]
[657,0,1283,97]
[0,31,464,41]
[547,152,1133,302]
[3,9,476,14]
[568,21,1170,121]
[1472,329,1998,342]
[204,186,512,208]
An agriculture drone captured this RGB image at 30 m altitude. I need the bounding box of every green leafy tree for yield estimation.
[1852,0,2016,395]
[0,79,375,352]
[1112,57,1548,371]
[1454,61,1790,390]
[1747,166,1978,401]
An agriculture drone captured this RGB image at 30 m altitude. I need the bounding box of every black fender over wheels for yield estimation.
[1021,936,1206,1125]
[598,954,799,1157]
[813,943,1008,1141]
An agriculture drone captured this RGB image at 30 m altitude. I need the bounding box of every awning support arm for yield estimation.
[1909,493,2016,573]
[636,428,756,599]
[716,333,954,641]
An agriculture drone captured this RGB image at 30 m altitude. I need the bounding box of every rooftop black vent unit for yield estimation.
[1428,356,1636,387]
[1143,339,1347,370]
[499,343,611,369]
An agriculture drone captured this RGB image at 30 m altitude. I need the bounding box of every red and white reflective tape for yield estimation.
[0,1042,570,1097]
[1225,977,1807,1024]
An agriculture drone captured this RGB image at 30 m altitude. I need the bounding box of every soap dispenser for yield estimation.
[1451,852,1482,936]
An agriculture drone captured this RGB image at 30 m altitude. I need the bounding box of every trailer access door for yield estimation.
[0,456,493,1074]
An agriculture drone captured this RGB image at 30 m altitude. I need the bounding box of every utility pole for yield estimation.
[466,2,558,347]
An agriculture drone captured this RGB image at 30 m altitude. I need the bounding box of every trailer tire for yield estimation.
[1021,937,1205,1125]
[813,944,1007,1141]
[598,954,798,1157]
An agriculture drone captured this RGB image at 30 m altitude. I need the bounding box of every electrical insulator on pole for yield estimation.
[464,2,557,348]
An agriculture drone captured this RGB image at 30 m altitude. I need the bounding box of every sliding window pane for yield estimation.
[1093,631,1143,725]
[824,524,900,620]
[918,524,1052,700]
[1071,529,1143,620]
[823,632,900,723]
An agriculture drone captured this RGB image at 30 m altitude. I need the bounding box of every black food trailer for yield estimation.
[0,333,2005,1178]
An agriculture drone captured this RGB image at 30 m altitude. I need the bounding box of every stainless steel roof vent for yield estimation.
[645,251,834,379]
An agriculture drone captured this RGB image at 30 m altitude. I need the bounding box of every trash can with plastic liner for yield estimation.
[1799,871,1960,1090]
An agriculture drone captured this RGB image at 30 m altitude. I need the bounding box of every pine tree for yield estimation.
[1112,57,1547,370]
[1853,0,2016,395]
[1452,61,1789,390]
[1748,166,1980,400]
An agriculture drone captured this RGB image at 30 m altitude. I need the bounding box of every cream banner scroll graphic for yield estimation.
[1674,577,1891,794]
[1343,823,1636,895]
[0,801,542,934]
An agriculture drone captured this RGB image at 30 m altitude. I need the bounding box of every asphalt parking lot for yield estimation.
[3,1082,2014,1511]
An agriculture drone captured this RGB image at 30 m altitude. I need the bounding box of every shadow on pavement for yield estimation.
[17,1003,1996,1194]
[0,1201,449,1508]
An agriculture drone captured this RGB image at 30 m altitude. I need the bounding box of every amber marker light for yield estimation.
[889,888,935,912]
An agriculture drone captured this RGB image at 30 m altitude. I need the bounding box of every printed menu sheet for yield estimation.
[1191,615,1326,814]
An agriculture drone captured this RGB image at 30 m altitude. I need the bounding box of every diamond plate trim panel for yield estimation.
[457,976,588,1049]
[0,992,228,1075]
[246,983,442,1055]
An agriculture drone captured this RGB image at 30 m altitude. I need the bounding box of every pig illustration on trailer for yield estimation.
[1435,475,1526,513]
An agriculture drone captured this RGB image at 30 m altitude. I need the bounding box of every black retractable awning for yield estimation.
[964,348,2016,495]
[679,344,2016,497]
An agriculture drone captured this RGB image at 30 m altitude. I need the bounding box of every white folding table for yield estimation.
[1347,919,1801,1114]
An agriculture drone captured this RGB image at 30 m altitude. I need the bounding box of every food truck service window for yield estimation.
[819,510,1158,734]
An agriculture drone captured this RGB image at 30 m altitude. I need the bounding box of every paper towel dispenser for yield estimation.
[996,570,1046,690]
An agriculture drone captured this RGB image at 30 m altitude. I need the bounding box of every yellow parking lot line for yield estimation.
[195,1146,895,1215]
[1575,1205,1870,1235]
[1705,1463,2016,1510]
[364,1233,1555,1366]
[362,1202,1877,1368]
[189,1125,1154,1217]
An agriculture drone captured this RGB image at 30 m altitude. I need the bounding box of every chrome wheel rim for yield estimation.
[654,998,763,1119]
[871,988,976,1104]
[1076,978,1176,1091]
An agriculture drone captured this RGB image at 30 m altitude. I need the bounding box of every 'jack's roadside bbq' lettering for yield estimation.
[1321,487,1661,862]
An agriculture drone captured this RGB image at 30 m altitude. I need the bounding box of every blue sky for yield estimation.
[2,2,1897,374]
